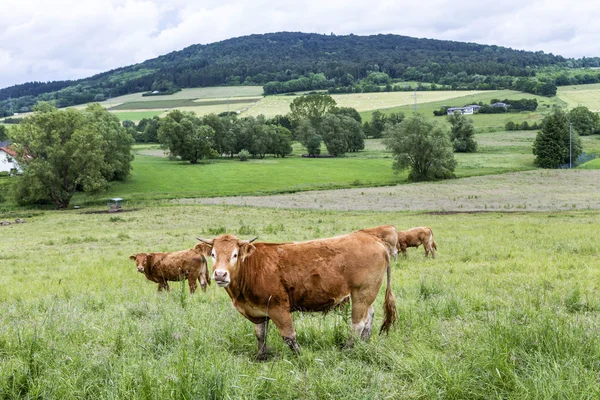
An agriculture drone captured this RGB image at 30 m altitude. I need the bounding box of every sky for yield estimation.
[1,0,599,89]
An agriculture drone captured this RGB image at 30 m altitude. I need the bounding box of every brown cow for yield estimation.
[129,249,210,293]
[359,225,399,259]
[397,226,437,258]
[195,229,397,359]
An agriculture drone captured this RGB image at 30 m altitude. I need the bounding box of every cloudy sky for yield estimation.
[1,0,598,89]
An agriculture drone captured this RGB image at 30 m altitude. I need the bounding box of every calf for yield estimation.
[130,249,210,293]
[397,227,437,258]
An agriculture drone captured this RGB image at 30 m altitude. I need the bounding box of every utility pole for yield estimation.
[413,89,417,113]
[569,122,572,169]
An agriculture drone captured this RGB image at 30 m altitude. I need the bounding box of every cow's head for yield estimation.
[195,234,257,288]
[129,253,153,274]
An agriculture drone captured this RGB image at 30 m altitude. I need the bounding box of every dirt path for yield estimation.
[178,170,600,212]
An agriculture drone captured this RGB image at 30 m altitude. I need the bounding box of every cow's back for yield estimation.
[247,232,389,311]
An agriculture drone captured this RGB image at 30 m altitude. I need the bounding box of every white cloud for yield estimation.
[1,0,599,89]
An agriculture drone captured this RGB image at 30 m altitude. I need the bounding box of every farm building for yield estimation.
[447,105,477,115]
[0,145,19,173]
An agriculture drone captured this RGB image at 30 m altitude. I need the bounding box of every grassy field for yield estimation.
[578,158,600,169]
[70,130,539,206]
[1,204,599,398]
[112,111,164,122]
[556,83,600,111]
[360,90,565,132]
[244,90,489,118]
[102,86,264,104]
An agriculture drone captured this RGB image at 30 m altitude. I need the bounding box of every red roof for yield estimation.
[0,146,16,157]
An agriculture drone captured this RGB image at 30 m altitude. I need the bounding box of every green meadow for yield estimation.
[360,90,564,131]
[112,111,164,122]
[72,130,540,206]
[1,205,599,398]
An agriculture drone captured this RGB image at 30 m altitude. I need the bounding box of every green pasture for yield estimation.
[72,132,537,205]
[557,83,600,111]
[102,86,264,104]
[361,90,564,131]
[112,111,164,122]
[1,205,599,398]
[578,158,600,169]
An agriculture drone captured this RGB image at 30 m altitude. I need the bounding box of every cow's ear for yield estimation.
[239,242,256,261]
[195,238,213,257]
[129,255,136,261]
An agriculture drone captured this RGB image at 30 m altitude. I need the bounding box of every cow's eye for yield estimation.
[232,254,238,258]
[211,252,216,258]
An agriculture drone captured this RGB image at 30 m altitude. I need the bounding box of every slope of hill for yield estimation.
[0,32,571,116]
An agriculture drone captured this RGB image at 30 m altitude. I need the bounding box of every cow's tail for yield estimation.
[429,228,437,255]
[379,254,397,335]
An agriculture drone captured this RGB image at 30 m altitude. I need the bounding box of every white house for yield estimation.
[0,146,19,173]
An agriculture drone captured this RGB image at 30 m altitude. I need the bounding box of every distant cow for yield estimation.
[129,249,210,293]
[195,228,397,360]
[359,225,399,258]
[397,227,437,258]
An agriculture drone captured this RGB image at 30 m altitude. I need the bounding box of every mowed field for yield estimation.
[2,202,600,398]
[556,83,600,111]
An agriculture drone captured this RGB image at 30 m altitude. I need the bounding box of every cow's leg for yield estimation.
[158,280,169,292]
[400,245,407,256]
[254,319,270,361]
[347,287,380,347]
[187,271,199,294]
[199,265,209,292]
[268,309,301,355]
[359,306,375,341]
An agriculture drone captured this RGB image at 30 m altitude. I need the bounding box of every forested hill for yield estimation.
[0,31,595,116]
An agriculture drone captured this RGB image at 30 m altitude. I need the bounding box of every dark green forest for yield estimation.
[1,31,600,117]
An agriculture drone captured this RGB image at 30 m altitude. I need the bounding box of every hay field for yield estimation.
[183,169,600,212]
[556,83,600,111]
[101,86,264,105]
[243,90,489,118]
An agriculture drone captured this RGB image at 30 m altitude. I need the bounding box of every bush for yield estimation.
[238,149,250,161]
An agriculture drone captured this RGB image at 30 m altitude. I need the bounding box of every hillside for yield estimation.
[0,32,574,117]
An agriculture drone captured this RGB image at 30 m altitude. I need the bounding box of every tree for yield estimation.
[137,116,160,143]
[332,107,362,123]
[368,111,387,138]
[268,125,293,157]
[0,125,7,142]
[448,112,477,152]
[158,110,215,164]
[9,103,134,208]
[295,117,321,156]
[289,93,337,128]
[568,106,600,136]
[533,109,582,168]
[320,114,348,156]
[383,114,456,182]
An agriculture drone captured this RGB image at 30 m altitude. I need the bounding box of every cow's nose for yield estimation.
[214,270,228,280]
[137,266,144,272]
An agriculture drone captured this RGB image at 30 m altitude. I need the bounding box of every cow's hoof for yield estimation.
[256,348,270,362]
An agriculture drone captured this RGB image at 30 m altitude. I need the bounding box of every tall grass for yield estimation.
[1,205,599,398]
